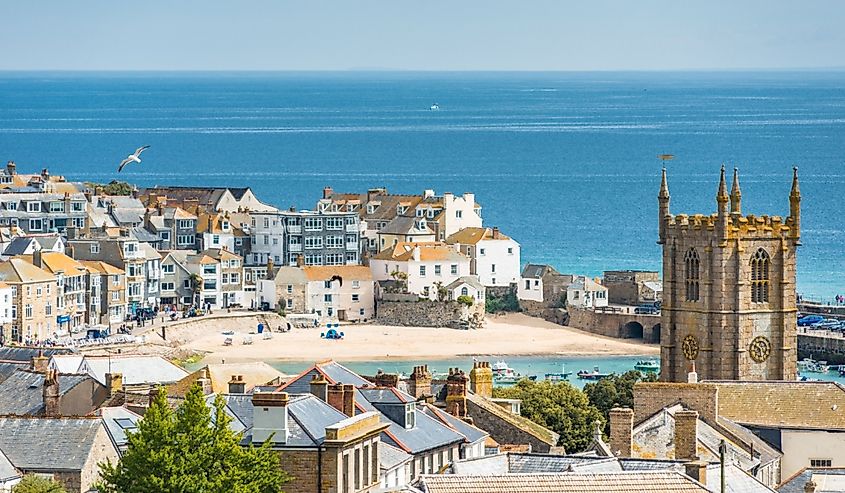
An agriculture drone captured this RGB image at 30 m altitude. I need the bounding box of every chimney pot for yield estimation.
[309,373,328,401]
[804,480,817,493]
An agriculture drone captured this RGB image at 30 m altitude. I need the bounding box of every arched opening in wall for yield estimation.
[622,321,644,339]
[650,324,661,344]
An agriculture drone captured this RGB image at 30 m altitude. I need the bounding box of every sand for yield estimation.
[149,312,658,364]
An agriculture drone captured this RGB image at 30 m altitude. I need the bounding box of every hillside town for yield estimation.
[0,161,836,493]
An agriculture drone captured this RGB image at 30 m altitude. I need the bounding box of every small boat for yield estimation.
[634,359,660,372]
[430,103,440,111]
[545,364,573,382]
[492,361,535,384]
[799,357,830,373]
[577,366,611,380]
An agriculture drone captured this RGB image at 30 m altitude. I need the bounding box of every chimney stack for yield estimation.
[326,383,356,416]
[609,408,634,458]
[195,368,212,394]
[492,227,500,239]
[374,369,399,388]
[42,369,60,417]
[251,391,290,444]
[323,187,334,200]
[469,361,493,398]
[445,368,469,418]
[342,384,355,416]
[296,254,304,268]
[408,365,432,399]
[674,410,699,461]
[30,351,49,373]
[228,374,246,394]
[267,257,275,274]
[32,250,43,268]
[684,460,707,485]
[309,373,328,401]
[327,383,345,414]
[804,480,817,493]
[6,161,16,176]
[105,372,123,397]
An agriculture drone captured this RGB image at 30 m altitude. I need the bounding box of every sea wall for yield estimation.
[567,307,661,343]
[798,332,845,365]
[376,300,483,328]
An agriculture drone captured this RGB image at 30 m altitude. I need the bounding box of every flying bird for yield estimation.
[118,145,150,172]
[329,275,343,287]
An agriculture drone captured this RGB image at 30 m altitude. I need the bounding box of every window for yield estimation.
[45,303,52,316]
[434,264,441,276]
[160,231,170,241]
[287,284,293,294]
[304,236,323,249]
[491,264,496,273]
[177,235,194,246]
[451,264,458,275]
[324,294,333,303]
[324,280,333,289]
[419,265,426,277]
[405,403,416,429]
[751,248,770,303]
[71,202,84,212]
[326,217,343,230]
[346,252,357,263]
[183,280,191,289]
[352,280,360,289]
[212,235,220,245]
[25,304,32,318]
[508,247,513,254]
[304,218,323,231]
[810,459,832,467]
[525,280,530,290]
[160,283,173,291]
[222,273,229,284]
[479,248,485,255]
[326,235,344,248]
[27,202,41,212]
[177,219,194,229]
[461,287,468,296]
[286,299,293,309]
[49,201,64,212]
[90,243,100,254]
[455,210,462,219]
[163,264,174,274]
[5,202,16,211]
[304,253,322,265]
[112,275,120,286]
[28,219,43,231]
[352,294,360,302]
[231,273,239,284]
[11,306,16,320]
[684,248,700,302]
[363,444,370,486]
[359,308,365,316]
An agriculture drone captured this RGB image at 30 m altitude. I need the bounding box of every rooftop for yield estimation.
[415,471,710,493]
[0,417,111,471]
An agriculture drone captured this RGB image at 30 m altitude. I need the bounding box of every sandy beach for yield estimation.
[146,312,658,364]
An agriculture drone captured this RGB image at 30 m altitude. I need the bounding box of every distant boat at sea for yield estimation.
[430,103,440,111]
[634,359,660,372]
[577,366,611,380]
[544,363,572,383]
[492,361,536,384]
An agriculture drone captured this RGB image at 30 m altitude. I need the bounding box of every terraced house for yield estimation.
[0,258,57,344]
[0,191,87,234]
[81,260,126,325]
[21,251,89,334]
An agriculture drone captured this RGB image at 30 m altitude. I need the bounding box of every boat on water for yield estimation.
[430,103,440,111]
[577,366,611,380]
[544,364,573,382]
[799,357,830,373]
[491,361,536,384]
[634,359,660,372]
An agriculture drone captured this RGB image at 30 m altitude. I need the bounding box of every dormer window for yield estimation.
[417,220,426,230]
[5,202,16,211]
[404,403,416,429]
[347,204,358,212]
[397,205,408,215]
[427,209,435,218]
[27,202,41,212]
[222,220,230,231]
[416,208,424,217]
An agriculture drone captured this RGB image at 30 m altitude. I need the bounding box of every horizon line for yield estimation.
[1,67,845,74]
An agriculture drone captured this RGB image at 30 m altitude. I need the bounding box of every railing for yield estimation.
[287,225,302,234]
[289,244,302,252]
[346,225,358,233]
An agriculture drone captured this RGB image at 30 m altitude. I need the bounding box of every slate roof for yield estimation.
[0,347,71,362]
[0,417,110,471]
[778,467,845,493]
[0,362,25,384]
[521,264,560,279]
[380,442,413,472]
[464,391,560,447]
[94,406,141,453]
[2,237,37,256]
[302,265,373,281]
[280,360,371,393]
[709,381,845,431]
[451,453,623,475]
[48,354,85,374]
[445,227,512,245]
[419,403,488,444]
[131,226,161,243]
[80,355,188,386]
[358,387,415,404]
[445,276,485,291]
[705,463,776,493]
[380,216,434,235]
[0,370,91,415]
[416,471,711,493]
[111,209,143,225]
[0,448,19,482]
[373,242,467,262]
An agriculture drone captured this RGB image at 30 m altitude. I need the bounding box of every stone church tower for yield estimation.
[658,165,799,382]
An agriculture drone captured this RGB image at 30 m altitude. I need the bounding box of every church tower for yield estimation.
[658,165,799,382]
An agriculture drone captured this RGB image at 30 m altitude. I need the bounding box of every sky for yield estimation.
[2,1,844,71]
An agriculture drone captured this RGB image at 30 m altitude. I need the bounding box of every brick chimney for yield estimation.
[342,384,355,416]
[408,365,432,398]
[684,460,707,485]
[327,383,345,413]
[445,368,469,418]
[469,361,493,398]
[492,227,500,239]
[195,368,212,394]
[42,369,60,417]
[374,369,399,388]
[228,374,246,394]
[326,383,356,416]
[30,352,49,373]
[251,391,289,444]
[32,249,43,268]
[674,410,699,461]
[105,372,123,397]
[323,187,334,199]
[609,408,633,458]
[309,373,328,401]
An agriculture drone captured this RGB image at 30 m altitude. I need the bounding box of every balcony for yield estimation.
[289,244,302,253]
[346,243,358,251]
[346,224,358,233]
[287,225,302,234]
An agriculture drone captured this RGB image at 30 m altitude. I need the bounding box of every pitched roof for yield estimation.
[380,216,434,235]
[80,260,124,275]
[0,347,71,363]
[373,242,467,262]
[465,391,560,447]
[0,258,55,283]
[445,276,485,291]
[379,442,413,471]
[303,265,373,281]
[93,406,141,453]
[779,467,845,493]
[521,264,560,279]
[79,355,188,386]
[0,370,91,415]
[710,381,845,430]
[0,417,110,471]
[169,362,288,396]
[446,227,512,245]
[17,252,86,276]
[419,403,489,444]
[48,354,85,374]
[416,471,710,493]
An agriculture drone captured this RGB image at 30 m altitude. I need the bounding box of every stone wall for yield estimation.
[633,382,719,424]
[466,399,553,453]
[276,449,320,493]
[798,332,845,364]
[568,307,661,342]
[376,300,482,328]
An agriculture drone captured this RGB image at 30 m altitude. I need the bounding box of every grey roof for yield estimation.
[778,467,845,493]
[111,209,143,225]
[0,362,26,384]
[358,387,415,404]
[419,404,488,444]
[521,264,559,279]
[34,236,63,250]
[445,276,485,291]
[0,417,109,471]
[380,405,465,454]
[416,471,711,493]
[0,448,19,482]
[80,356,188,386]
[618,458,685,472]
[2,237,37,256]
[281,361,371,393]
[131,226,160,243]
[380,442,413,471]
[96,406,141,453]
[380,216,433,235]
[706,464,776,493]
[452,453,624,475]
[0,347,71,362]
[0,370,91,415]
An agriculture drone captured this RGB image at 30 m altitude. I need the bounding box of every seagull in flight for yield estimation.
[118,145,150,172]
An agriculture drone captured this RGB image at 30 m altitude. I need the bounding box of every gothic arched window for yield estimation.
[751,248,770,303]
[684,248,700,302]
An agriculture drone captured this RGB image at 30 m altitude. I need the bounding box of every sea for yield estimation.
[0,71,844,298]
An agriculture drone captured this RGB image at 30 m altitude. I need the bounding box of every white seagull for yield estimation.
[118,145,150,172]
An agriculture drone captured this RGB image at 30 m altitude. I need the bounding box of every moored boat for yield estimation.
[577,366,611,380]
[634,359,660,372]
[544,363,572,382]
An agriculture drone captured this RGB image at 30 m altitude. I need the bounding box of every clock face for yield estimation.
[749,336,772,363]
[682,335,699,361]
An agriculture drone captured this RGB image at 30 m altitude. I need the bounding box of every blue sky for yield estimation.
[2,1,844,71]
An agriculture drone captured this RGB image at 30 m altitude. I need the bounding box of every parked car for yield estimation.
[798,314,825,326]
[634,304,660,315]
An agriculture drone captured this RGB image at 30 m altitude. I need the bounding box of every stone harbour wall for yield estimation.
[376,300,483,328]
[798,332,845,365]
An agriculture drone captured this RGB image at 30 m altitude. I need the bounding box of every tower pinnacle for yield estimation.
[716,164,729,204]
[659,166,670,199]
[730,167,742,214]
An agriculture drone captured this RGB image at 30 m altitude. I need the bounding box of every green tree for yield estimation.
[583,370,658,434]
[493,379,603,453]
[98,385,291,493]
[87,180,134,196]
[12,475,67,493]
[485,291,520,313]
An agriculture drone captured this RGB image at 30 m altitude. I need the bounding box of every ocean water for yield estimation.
[1,71,844,297]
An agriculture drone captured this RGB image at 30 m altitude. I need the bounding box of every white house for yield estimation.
[445,227,520,287]
[370,242,471,300]
[566,276,608,309]
[439,192,483,239]
[445,276,485,304]
[0,282,12,328]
